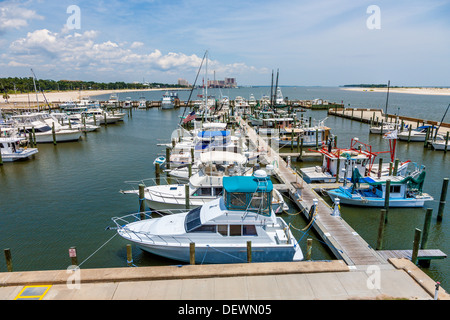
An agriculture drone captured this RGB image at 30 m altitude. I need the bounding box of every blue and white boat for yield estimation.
[112,171,303,264]
[326,167,433,208]
[153,156,166,166]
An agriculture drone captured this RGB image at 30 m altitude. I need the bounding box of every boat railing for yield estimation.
[123,176,186,189]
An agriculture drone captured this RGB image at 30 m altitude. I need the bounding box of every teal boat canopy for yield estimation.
[223,175,273,216]
[223,176,273,193]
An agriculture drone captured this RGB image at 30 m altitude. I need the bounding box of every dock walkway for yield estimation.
[237,117,389,267]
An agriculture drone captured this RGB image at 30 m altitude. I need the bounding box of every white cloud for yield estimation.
[0,1,44,33]
[4,27,264,81]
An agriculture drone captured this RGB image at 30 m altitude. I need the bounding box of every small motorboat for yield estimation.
[153,156,166,166]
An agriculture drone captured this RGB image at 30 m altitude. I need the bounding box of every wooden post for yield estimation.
[377,158,383,178]
[424,127,430,147]
[388,162,393,176]
[155,163,160,185]
[384,179,391,223]
[139,184,146,220]
[166,147,170,170]
[52,122,56,145]
[247,241,252,263]
[437,178,448,222]
[4,249,13,272]
[0,147,3,166]
[444,132,449,153]
[300,137,304,161]
[393,159,399,176]
[408,125,412,143]
[315,128,319,149]
[376,209,386,250]
[420,208,433,249]
[126,244,133,267]
[185,184,190,210]
[411,228,422,265]
[190,242,195,265]
[188,163,192,178]
[32,127,36,147]
[335,157,340,183]
[306,239,313,260]
[69,246,78,266]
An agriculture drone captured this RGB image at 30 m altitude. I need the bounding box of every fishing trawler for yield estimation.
[113,171,303,264]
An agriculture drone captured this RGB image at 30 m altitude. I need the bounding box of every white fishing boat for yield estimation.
[11,114,82,143]
[123,151,288,214]
[300,138,410,183]
[326,167,433,208]
[113,171,303,264]
[397,125,442,142]
[138,97,147,109]
[161,92,175,109]
[82,108,125,124]
[431,138,449,151]
[106,94,119,108]
[0,129,38,162]
[272,118,331,147]
[123,97,132,109]
[369,122,399,134]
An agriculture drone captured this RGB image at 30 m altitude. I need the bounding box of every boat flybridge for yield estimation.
[0,128,38,162]
[113,170,303,264]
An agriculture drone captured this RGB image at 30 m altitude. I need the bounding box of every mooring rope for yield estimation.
[77,233,119,268]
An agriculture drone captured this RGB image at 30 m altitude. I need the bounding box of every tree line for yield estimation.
[0,77,185,95]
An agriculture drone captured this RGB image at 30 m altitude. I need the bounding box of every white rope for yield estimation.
[77,233,118,268]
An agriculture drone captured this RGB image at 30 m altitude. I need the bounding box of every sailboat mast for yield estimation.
[385,80,390,121]
[31,69,40,112]
[275,69,279,105]
[270,70,274,108]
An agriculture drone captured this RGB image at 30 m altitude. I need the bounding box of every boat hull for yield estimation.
[326,189,431,208]
[134,242,301,264]
[35,131,82,143]
[1,149,38,162]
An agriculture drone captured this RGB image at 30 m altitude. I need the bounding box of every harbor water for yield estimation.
[0,87,448,290]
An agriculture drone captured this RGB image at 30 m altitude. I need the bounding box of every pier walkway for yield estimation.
[1,259,448,300]
[237,117,390,267]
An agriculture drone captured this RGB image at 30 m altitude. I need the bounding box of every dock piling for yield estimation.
[247,241,252,263]
[376,209,386,250]
[69,247,78,266]
[306,239,313,260]
[4,249,13,272]
[384,179,391,223]
[190,242,195,265]
[139,184,146,220]
[437,178,449,222]
[411,228,422,265]
[126,244,133,267]
[185,184,190,210]
[420,208,433,250]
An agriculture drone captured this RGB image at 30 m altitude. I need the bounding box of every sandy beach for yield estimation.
[341,87,450,96]
[1,88,186,108]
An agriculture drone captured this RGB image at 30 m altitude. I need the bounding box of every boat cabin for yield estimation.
[223,172,273,216]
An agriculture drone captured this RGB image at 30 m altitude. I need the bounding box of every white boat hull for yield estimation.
[35,130,82,143]
[1,148,38,162]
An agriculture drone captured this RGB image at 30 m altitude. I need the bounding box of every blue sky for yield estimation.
[1,0,449,86]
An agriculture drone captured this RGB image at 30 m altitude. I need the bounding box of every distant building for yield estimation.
[178,78,190,87]
[207,77,237,88]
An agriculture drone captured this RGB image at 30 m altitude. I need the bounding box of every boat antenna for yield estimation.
[31,68,40,112]
[434,103,450,140]
[384,80,390,122]
[179,50,208,124]
[270,70,274,109]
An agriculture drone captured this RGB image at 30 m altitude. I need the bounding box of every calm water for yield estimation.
[0,87,448,290]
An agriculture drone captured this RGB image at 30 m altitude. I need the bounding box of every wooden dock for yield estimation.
[237,116,389,266]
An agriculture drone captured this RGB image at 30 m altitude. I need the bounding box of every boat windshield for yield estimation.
[185,206,202,232]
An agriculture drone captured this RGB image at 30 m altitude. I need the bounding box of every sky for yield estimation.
[1,0,449,86]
